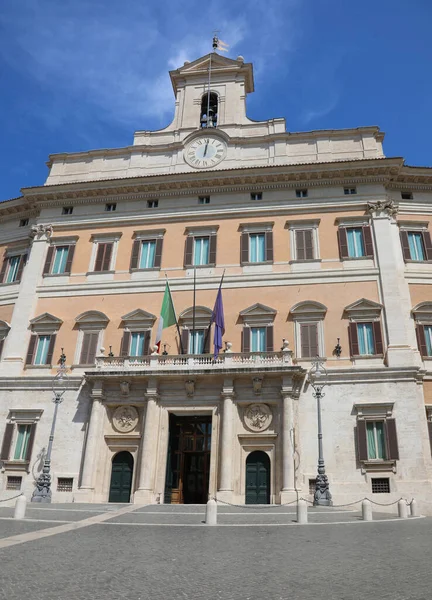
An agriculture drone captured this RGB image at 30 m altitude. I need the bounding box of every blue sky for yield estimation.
[1,0,431,200]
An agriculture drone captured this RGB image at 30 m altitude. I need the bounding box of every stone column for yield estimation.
[368,200,421,367]
[78,382,105,500]
[134,385,160,504]
[218,379,235,502]
[280,376,300,504]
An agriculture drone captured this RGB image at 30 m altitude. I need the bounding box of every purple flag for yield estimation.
[212,285,225,359]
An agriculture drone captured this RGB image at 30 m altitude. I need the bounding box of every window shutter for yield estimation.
[337,228,349,259]
[130,240,141,270]
[300,323,318,358]
[422,231,432,261]
[241,327,250,353]
[362,226,374,257]
[296,230,306,260]
[427,421,432,457]
[64,245,75,274]
[209,235,217,265]
[265,231,274,262]
[240,233,249,265]
[181,329,189,354]
[0,423,14,460]
[25,334,37,365]
[45,334,56,365]
[0,337,4,359]
[356,420,368,461]
[102,243,113,271]
[143,330,151,355]
[399,230,411,261]
[304,229,314,260]
[154,238,163,268]
[87,332,99,364]
[16,254,25,282]
[43,246,54,275]
[348,322,359,356]
[0,255,7,284]
[385,418,399,460]
[266,326,274,352]
[120,331,131,357]
[373,321,383,355]
[80,332,91,364]
[25,424,36,462]
[416,324,428,356]
[184,237,193,268]
[203,329,211,354]
[94,244,105,272]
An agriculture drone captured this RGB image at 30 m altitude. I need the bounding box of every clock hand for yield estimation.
[203,143,208,157]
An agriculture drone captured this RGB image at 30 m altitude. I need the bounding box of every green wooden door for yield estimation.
[245,451,270,504]
[109,451,133,503]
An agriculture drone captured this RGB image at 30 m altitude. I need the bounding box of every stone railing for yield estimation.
[94,350,294,372]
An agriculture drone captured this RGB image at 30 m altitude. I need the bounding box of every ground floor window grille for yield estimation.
[57,477,73,492]
[309,479,317,495]
[6,476,22,490]
[371,478,390,494]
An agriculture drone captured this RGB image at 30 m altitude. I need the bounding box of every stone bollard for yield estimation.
[398,499,408,519]
[409,499,419,517]
[14,495,27,520]
[362,499,372,521]
[205,499,217,526]
[296,499,308,524]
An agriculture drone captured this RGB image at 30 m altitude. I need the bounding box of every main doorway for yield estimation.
[165,415,212,504]
[245,450,270,504]
[108,451,134,503]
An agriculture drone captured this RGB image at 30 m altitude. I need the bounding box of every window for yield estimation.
[239,303,276,353]
[356,409,399,467]
[200,92,218,128]
[6,476,22,491]
[147,200,158,208]
[13,424,32,460]
[34,335,52,365]
[189,330,205,354]
[198,196,210,205]
[366,421,386,459]
[250,327,266,352]
[401,191,413,200]
[295,229,314,260]
[130,332,149,356]
[43,242,76,276]
[296,189,308,198]
[299,323,318,358]
[357,323,374,355]
[130,234,163,271]
[57,477,73,492]
[338,226,373,259]
[249,233,265,263]
[347,227,365,257]
[0,254,26,284]
[105,203,117,212]
[193,237,210,266]
[26,314,61,366]
[19,219,29,227]
[79,332,99,365]
[250,192,263,201]
[139,241,156,269]
[1,421,36,464]
[62,206,73,215]
[179,306,212,354]
[400,229,432,262]
[290,301,327,359]
[6,256,21,283]
[344,187,357,195]
[184,230,217,268]
[348,321,383,356]
[52,246,69,274]
[93,242,113,272]
[371,478,390,493]
[240,226,274,265]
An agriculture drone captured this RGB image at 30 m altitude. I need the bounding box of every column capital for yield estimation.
[367,199,398,221]
[280,388,299,400]
[91,381,105,400]
[221,390,236,400]
[30,223,54,242]
[144,393,160,403]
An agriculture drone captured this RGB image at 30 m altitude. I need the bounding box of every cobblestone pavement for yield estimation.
[0,503,429,600]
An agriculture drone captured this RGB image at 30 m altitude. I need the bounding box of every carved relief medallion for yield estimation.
[244,403,273,432]
[112,405,139,433]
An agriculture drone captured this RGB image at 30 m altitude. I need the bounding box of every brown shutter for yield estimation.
[143,330,151,355]
[296,230,306,260]
[25,334,37,365]
[87,332,99,364]
[348,322,359,356]
[16,254,25,282]
[373,321,383,355]
[266,325,274,352]
[304,229,314,260]
[356,420,368,461]
[0,255,7,284]
[0,423,14,461]
[94,244,105,272]
[181,329,189,354]
[0,337,4,359]
[209,235,217,265]
[64,245,75,274]
[130,240,141,270]
[385,418,399,460]
[300,323,318,358]
[102,243,113,271]
[45,334,56,365]
[399,230,411,261]
[363,226,374,257]
[427,421,432,457]
[25,424,36,461]
[154,238,163,268]
[80,332,91,364]
[265,231,274,262]
[337,228,349,259]
[240,233,249,264]
[423,231,432,261]
[184,236,193,268]
[203,329,211,354]
[43,246,54,275]
[416,324,428,356]
[241,327,250,353]
[120,331,131,357]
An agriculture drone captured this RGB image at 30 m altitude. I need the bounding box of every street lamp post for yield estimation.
[309,360,332,507]
[31,354,68,503]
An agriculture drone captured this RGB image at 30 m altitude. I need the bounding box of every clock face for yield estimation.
[184,136,227,169]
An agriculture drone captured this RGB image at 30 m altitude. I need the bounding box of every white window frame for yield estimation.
[73,311,109,366]
[2,409,43,471]
[89,233,122,272]
[193,236,210,266]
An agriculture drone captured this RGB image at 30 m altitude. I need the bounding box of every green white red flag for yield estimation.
[155,282,177,352]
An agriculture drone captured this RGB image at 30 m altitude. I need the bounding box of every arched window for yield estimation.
[200,92,218,128]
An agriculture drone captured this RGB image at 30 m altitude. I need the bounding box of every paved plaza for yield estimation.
[0,502,429,600]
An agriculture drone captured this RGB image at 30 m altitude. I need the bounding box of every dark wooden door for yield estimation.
[109,451,133,503]
[245,451,270,504]
[183,452,210,504]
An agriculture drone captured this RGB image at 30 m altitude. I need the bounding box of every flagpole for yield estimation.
[203,269,225,353]
[165,274,185,355]
[192,265,196,354]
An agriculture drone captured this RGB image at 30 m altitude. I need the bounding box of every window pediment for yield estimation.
[354,402,394,419]
[179,306,212,329]
[239,303,276,326]
[121,309,156,330]
[30,313,63,333]
[344,298,383,320]
[290,301,327,320]
[0,320,11,337]
[75,311,109,329]
[412,302,432,323]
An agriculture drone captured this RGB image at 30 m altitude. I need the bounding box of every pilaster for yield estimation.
[280,376,299,504]
[217,378,235,503]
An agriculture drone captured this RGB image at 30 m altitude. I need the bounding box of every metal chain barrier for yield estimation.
[215,496,409,509]
[0,493,23,503]
[214,498,299,509]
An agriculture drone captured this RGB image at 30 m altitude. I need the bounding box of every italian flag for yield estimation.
[155,282,177,352]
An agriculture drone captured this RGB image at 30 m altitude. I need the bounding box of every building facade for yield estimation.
[1,52,432,510]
